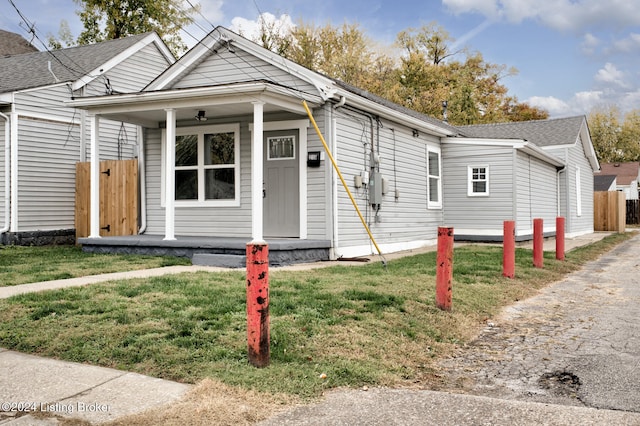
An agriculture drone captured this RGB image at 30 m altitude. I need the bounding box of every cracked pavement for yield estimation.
[437,233,640,413]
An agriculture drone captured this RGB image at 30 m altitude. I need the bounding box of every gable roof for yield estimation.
[599,162,640,186]
[457,116,585,147]
[594,174,617,191]
[456,115,599,171]
[0,32,174,94]
[0,29,38,56]
[143,26,458,137]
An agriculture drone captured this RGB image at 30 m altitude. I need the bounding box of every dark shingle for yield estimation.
[0,33,152,93]
[457,116,586,147]
[0,29,38,56]
[594,174,617,191]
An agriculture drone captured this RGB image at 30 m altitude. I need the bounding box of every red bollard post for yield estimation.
[436,227,454,311]
[533,218,544,268]
[246,243,270,368]
[556,216,565,261]
[503,220,516,278]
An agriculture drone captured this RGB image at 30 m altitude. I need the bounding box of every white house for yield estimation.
[68,27,599,264]
[0,31,175,245]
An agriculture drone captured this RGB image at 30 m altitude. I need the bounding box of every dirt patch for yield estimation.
[104,378,299,426]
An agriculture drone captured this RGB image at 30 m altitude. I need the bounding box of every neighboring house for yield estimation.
[598,162,640,200]
[0,29,38,56]
[444,116,599,240]
[68,27,599,262]
[0,32,175,245]
[594,174,617,192]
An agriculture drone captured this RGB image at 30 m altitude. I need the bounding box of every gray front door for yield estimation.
[263,130,300,237]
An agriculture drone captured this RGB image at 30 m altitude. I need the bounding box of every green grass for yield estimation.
[0,233,632,399]
[0,245,190,286]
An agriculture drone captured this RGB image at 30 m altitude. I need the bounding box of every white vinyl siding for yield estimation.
[576,167,582,217]
[442,144,513,233]
[16,117,80,231]
[84,44,173,96]
[515,152,557,236]
[546,134,595,235]
[332,111,442,254]
[306,107,329,240]
[170,48,317,95]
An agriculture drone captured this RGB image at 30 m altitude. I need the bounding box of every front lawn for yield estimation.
[0,245,190,286]
[0,233,631,401]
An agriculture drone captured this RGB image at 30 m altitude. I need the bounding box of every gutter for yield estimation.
[0,112,8,234]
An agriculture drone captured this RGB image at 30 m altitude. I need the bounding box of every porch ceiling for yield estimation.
[68,82,323,128]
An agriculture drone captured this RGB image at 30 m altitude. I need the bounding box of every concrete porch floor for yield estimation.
[77,234,332,268]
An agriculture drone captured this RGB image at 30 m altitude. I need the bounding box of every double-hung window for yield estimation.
[427,147,442,209]
[164,124,240,207]
[468,165,489,196]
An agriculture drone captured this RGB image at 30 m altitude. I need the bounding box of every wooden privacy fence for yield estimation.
[75,159,139,239]
[627,199,640,225]
[594,191,626,232]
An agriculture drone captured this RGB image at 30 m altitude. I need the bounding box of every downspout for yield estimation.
[137,126,147,234]
[0,112,9,234]
[557,166,566,218]
[330,100,341,259]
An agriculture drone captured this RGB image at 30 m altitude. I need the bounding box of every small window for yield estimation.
[468,166,489,196]
[427,147,442,209]
[267,135,296,160]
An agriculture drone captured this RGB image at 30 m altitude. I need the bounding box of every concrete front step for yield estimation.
[192,253,246,268]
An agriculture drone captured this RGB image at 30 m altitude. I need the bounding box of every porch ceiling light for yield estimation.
[195,110,207,121]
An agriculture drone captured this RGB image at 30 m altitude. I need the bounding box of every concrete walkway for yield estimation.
[0,232,622,424]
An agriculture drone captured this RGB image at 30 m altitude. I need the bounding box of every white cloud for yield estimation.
[197,0,225,24]
[594,62,628,88]
[527,96,570,116]
[442,0,640,32]
[611,33,640,53]
[581,33,600,55]
[230,13,295,42]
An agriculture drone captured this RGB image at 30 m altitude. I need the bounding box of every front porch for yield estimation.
[78,235,331,268]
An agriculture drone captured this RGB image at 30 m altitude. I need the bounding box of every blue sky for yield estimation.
[3,0,640,118]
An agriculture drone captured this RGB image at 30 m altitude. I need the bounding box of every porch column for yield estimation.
[164,108,176,240]
[89,113,101,238]
[251,101,265,243]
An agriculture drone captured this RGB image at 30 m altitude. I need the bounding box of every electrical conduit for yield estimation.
[303,100,387,266]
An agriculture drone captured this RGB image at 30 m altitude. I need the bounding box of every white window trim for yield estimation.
[267,134,296,161]
[576,166,582,217]
[161,123,241,207]
[468,165,490,197]
[427,145,442,209]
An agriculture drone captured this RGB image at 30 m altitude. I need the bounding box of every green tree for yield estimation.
[255,19,548,125]
[47,20,75,50]
[590,107,640,162]
[73,0,197,55]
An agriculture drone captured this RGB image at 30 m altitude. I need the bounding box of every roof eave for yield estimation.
[336,89,456,137]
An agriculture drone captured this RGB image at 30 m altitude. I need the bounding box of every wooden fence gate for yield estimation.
[594,191,626,232]
[75,159,139,239]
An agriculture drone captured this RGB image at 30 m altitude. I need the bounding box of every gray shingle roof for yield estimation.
[0,29,38,56]
[594,174,617,191]
[334,79,460,135]
[0,32,152,93]
[457,116,586,147]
